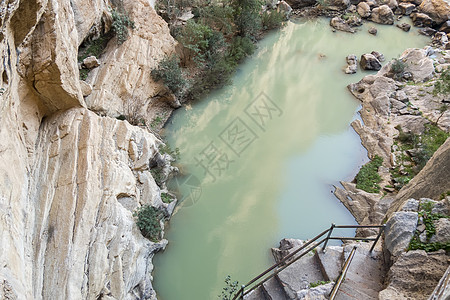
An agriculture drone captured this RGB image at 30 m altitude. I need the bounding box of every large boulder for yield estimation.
[379,250,450,300]
[385,211,418,257]
[411,12,434,26]
[400,48,435,82]
[440,20,450,33]
[418,0,450,25]
[330,17,355,33]
[371,5,395,24]
[360,53,382,70]
[429,218,450,243]
[357,2,371,17]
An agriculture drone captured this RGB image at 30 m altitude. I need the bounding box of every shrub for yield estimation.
[161,192,173,204]
[391,59,406,79]
[133,205,164,241]
[219,275,239,300]
[433,68,450,96]
[111,9,135,45]
[355,155,383,193]
[176,20,214,65]
[151,55,187,96]
[261,10,285,31]
[78,35,110,62]
[227,36,256,64]
[198,5,234,35]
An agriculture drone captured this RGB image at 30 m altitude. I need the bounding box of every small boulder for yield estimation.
[79,80,92,97]
[371,5,395,24]
[371,50,385,62]
[360,53,382,70]
[368,26,378,35]
[411,12,433,27]
[330,17,355,33]
[398,2,416,15]
[357,2,371,17]
[345,54,358,74]
[395,90,408,102]
[429,218,450,243]
[82,56,100,69]
[346,14,363,26]
[385,0,399,9]
[397,23,412,31]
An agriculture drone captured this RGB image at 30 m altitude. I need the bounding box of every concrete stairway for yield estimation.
[244,242,386,300]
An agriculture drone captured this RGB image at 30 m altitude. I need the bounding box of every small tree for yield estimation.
[151,55,187,96]
[231,0,262,40]
[133,205,164,242]
[111,9,135,45]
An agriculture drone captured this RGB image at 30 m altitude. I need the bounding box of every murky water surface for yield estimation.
[153,18,428,300]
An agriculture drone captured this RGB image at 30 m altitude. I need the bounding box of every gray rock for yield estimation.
[360,53,382,70]
[296,282,334,300]
[411,12,433,27]
[345,54,358,74]
[371,50,385,62]
[398,2,415,15]
[429,218,450,243]
[357,2,371,17]
[316,246,343,281]
[391,98,407,114]
[397,23,411,31]
[271,238,305,263]
[385,211,418,257]
[371,5,395,25]
[82,56,100,69]
[418,0,450,25]
[395,115,429,134]
[400,199,419,212]
[371,95,390,116]
[368,26,378,35]
[419,26,437,36]
[330,17,355,33]
[395,90,408,102]
[432,199,450,215]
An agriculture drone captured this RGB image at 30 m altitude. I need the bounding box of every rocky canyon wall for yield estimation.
[0,0,175,298]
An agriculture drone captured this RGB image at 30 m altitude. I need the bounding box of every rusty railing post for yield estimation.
[322,223,335,250]
[370,225,385,252]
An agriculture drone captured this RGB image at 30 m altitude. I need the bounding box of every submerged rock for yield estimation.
[360,53,382,70]
[368,26,378,35]
[371,5,395,24]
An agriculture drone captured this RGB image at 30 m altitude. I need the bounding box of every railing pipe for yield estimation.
[369,225,385,252]
[329,246,358,300]
[322,223,335,250]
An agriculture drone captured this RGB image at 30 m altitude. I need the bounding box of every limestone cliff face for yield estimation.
[0,0,175,298]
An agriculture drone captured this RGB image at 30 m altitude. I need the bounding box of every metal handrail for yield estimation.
[232,224,385,300]
[329,246,358,300]
[428,265,450,300]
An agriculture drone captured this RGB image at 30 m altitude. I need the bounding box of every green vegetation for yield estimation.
[151,55,187,96]
[408,200,450,252]
[133,205,164,242]
[161,192,173,204]
[391,58,406,79]
[439,191,450,200]
[310,280,331,288]
[78,35,110,62]
[355,155,383,193]
[79,68,90,81]
[391,124,449,189]
[152,0,285,101]
[159,143,180,160]
[150,168,164,185]
[111,8,135,45]
[433,68,450,96]
[219,275,239,300]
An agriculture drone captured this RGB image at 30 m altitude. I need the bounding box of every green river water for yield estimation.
[153,17,428,300]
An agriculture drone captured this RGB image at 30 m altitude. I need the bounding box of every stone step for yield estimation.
[277,251,325,299]
[316,246,344,282]
[262,277,289,300]
[332,243,386,300]
[244,285,267,300]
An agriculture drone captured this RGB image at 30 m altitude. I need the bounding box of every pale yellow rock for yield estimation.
[86,0,178,119]
[79,80,93,96]
[419,0,450,24]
